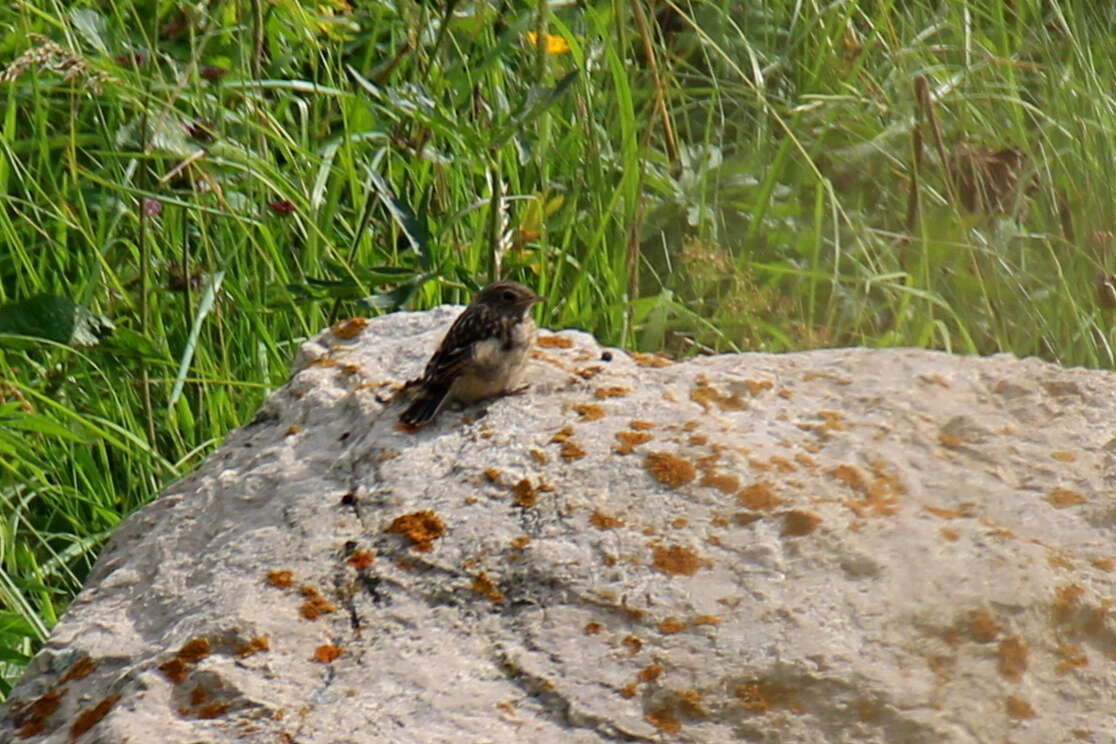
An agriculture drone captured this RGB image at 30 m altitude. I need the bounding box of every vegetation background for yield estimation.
[1,0,1114,696]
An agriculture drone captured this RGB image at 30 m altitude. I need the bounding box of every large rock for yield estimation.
[3,307,1115,743]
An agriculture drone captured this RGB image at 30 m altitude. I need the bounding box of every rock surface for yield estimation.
[3,306,1115,744]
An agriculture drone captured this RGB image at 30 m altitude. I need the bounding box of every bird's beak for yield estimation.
[530,293,546,306]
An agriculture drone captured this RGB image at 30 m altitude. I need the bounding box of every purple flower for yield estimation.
[200,66,228,81]
[143,198,163,216]
[268,200,296,215]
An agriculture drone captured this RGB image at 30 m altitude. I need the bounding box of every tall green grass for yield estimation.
[2,0,1114,695]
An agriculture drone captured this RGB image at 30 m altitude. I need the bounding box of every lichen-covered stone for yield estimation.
[3,306,1115,743]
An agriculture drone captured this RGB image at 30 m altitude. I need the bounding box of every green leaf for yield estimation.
[367,169,433,269]
[0,294,114,347]
[489,69,579,150]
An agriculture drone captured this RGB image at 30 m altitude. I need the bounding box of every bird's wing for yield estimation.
[418,307,487,385]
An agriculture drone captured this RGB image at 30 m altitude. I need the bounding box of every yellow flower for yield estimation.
[526,31,571,55]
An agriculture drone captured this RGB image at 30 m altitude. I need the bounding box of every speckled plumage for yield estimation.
[400,281,543,427]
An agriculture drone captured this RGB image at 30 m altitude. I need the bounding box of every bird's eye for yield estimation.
[502,290,517,302]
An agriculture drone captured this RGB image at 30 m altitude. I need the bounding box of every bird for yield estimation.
[399,281,544,428]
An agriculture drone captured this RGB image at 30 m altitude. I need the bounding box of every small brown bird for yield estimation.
[400,281,544,427]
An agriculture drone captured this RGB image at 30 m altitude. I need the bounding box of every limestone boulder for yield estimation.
[2,306,1114,743]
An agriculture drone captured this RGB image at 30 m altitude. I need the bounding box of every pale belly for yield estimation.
[449,318,535,404]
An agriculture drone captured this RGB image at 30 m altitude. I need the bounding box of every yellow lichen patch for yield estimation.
[560,440,586,461]
[631,351,671,367]
[939,432,963,448]
[1051,450,1076,462]
[738,481,781,511]
[658,617,686,634]
[968,609,1001,643]
[699,472,740,494]
[997,636,1028,682]
[818,411,844,431]
[645,452,696,487]
[614,430,653,454]
[651,544,702,576]
[331,316,369,339]
[571,403,606,421]
[794,453,817,469]
[386,510,446,552]
[768,456,796,473]
[595,385,630,399]
[690,376,746,412]
[629,419,655,430]
[782,510,822,537]
[589,510,624,530]
[513,479,537,507]
[1047,488,1086,508]
[537,335,573,348]
[1005,695,1036,719]
[736,681,784,714]
[744,379,773,396]
[313,644,342,663]
[551,425,574,443]
[1052,584,1085,623]
[472,572,505,603]
[1055,643,1088,675]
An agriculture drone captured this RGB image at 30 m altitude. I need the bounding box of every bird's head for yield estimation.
[474,281,545,314]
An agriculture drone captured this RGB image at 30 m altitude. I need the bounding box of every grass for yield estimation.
[1,0,1115,696]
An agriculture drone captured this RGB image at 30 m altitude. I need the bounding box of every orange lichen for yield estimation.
[510,536,531,549]
[968,609,1001,643]
[651,544,702,576]
[614,429,653,454]
[1051,450,1076,462]
[299,586,338,620]
[1005,695,1036,719]
[285,425,302,436]
[194,703,231,719]
[1092,557,1115,572]
[266,570,295,588]
[177,638,211,663]
[744,379,773,396]
[940,528,959,542]
[386,510,446,551]
[560,440,587,461]
[584,622,603,635]
[699,472,740,493]
[472,572,505,603]
[330,317,369,339]
[926,654,955,680]
[236,636,270,658]
[537,335,573,348]
[818,411,844,431]
[347,549,375,571]
[595,386,630,399]
[690,376,746,411]
[638,664,664,682]
[620,682,638,698]
[631,351,671,367]
[691,614,720,626]
[513,479,537,507]
[782,510,822,537]
[313,645,343,663]
[997,636,1028,681]
[1047,488,1086,508]
[658,617,686,634]
[769,456,796,473]
[1053,584,1085,623]
[939,432,962,448]
[60,656,97,683]
[622,635,643,653]
[1048,551,1074,569]
[828,464,867,491]
[738,481,781,511]
[528,448,548,465]
[483,467,502,482]
[14,688,65,737]
[646,707,680,734]
[924,505,962,519]
[572,403,606,421]
[160,657,189,683]
[675,689,706,717]
[190,684,208,706]
[645,452,696,487]
[1055,643,1088,675]
[589,510,624,530]
[70,694,121,740]
[630,419,655,430]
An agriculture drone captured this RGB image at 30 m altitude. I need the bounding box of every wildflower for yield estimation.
[526,31,571,55]
[268,200,296,215]
[200,65,227,81]
[142,198,162,216]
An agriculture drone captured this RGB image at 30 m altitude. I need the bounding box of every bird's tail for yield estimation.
[399,386,449,427]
